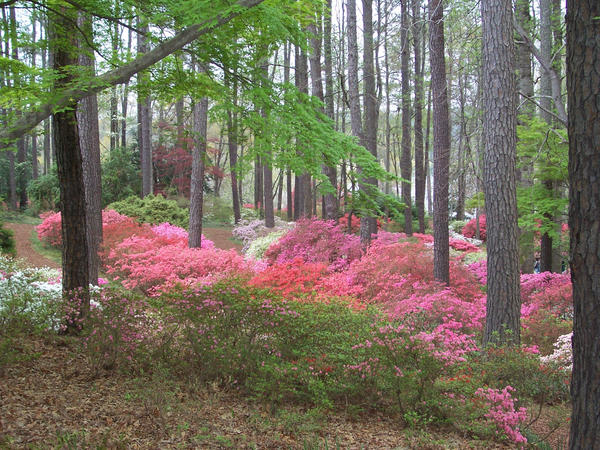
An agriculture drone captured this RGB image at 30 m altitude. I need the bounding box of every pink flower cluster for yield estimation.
[474,386,528,445]
[462,215,487,241]
[105,236,249,295]
[265,218,362,271]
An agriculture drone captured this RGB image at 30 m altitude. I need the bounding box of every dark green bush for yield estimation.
[0,221,16,257]
[101,147,141,206]
[107,194,189,228]
[27,170,60,214]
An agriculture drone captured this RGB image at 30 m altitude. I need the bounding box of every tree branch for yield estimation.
[0,0,265,144]
[513,19,567,125]
[518,91,567,127]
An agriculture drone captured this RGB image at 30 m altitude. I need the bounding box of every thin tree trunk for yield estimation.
[121,22,132,149]
[413,0,426,233]
[400,0,413,235]
[189,64,208,248]
[137,20,152,197]
[226,68,241,224]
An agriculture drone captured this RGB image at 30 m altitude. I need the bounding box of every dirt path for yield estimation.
[4,222,61,270]
[202,227,242,252]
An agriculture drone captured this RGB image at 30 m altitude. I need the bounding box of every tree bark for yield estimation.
[567,2,600,447]
[51,5,90,322]
[137,20,153,197]
[226,68,241,224]
[77,13,102,285]
[429,0,450,285]
[400,0,413,235]
[413,0,426,233]
[481,0,521,347]
[189,66,208,248]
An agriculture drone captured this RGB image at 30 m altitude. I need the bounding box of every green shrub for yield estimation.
[27,170,60,213]
[204,194,233,225]
[450,220,468,234]
[245,229,286,260]
[0,221,16,257]
[101,147,141,206]
[107,194,189,228]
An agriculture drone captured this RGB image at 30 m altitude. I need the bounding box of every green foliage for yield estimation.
[465,192,485,212]
[470,347,570,404]
[245,229,286,260]
[107,194,189,228]
[101,147,141,206]
[517,116,568,243]
[27,170,60,214]
[450,220,468,234]
[203,194,233,225]
[0,221,16,257]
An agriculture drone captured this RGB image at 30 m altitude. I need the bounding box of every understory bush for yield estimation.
[107,194,189,228]
[0,221,16,257]
[461,215,487,241]
[265,218,362,271]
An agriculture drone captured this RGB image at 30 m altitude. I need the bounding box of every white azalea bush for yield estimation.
[0,256,63,332]
[540,332,573,371]
[245,229,288,260]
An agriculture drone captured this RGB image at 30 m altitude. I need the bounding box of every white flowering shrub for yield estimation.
[540,332,573,371]
[245,229,287,260]
[233,217,294,252]
[0,256,103,333]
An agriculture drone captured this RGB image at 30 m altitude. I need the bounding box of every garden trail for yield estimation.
[5,222,60,270]
[201,227,242,252]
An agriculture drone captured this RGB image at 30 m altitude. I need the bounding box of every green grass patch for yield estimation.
[30,229,62,265]
[0,210,42,225]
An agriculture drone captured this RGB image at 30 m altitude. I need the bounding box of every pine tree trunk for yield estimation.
[481,0,520,346]
[429,0,450,284]
[77,13,102,285]
[412,0,426,233]
[226,69,241,224]
[400,0,413,235]
[189,66,208,248]
[137,21,152,197]
[51,6,90,322]
[566,2,600,446]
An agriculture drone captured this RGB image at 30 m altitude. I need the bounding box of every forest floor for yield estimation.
[1,220,569,449]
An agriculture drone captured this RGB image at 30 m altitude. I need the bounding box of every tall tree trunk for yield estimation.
[261,59,275,228]
[77,13,102,285]
[361,0,378,242]
[51,6,90,322]
[429,0,450,284]
[456,71,467,221]
[226,69,241,224]
[294,43,310,219]
[481,0,521,347]
[137,20,152,197]
[400,0,413,235]
[189,65,208,248]
[314,9,339,221]
[413,0,426,233]
[121,23,132,149]
[566,2,600,446]
[425,86,432,217]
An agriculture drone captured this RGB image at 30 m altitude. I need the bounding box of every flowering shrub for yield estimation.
[105,237,251,295]
[338,213,361,233]
[461,215,487,241]
[320,240,482,305]
[232,217,293,252]
[449,238,480,253]
[540,333,572,371]
[36,211,63,247]
[248,258,328,298]
[265,218,362,271]
[245,229,287,260]
[474,386,528,445]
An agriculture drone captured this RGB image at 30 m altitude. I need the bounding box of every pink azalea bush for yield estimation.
[474,386,528,445]
[265,218,362,271]
[320,239,482,305]
[36,211,63,247]
[105,236,249,295]
[462,215,487,241]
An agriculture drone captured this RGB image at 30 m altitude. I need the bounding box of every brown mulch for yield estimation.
[0,335,492,449]
[4,222,60,270]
